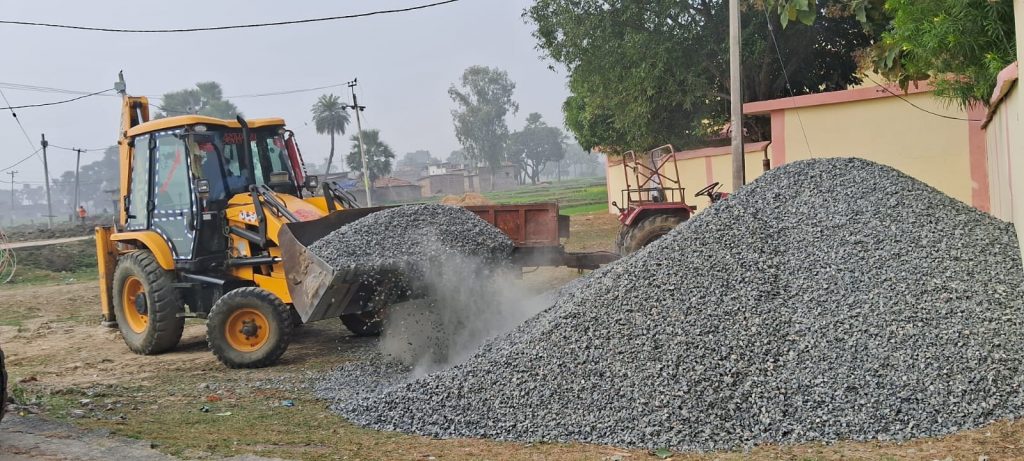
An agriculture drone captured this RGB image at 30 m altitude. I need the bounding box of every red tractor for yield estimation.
[612,145,727,255]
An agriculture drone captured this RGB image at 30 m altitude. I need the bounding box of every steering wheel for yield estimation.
[695,182,721,197]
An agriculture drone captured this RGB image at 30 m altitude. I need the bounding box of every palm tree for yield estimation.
[311,94,351,174]
[346,129,395,183]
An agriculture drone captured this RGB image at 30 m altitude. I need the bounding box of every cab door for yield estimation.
[124,134,152,231]
[150,130,197,260]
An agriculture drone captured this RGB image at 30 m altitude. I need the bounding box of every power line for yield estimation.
[0,82,161,99]
[0,148,42,173]
[0,0,462,33]
[226,82,350,99]
[0,88,113,110]
[762,7,814,157]
[0,87,38,150]
[861,74,982,123]
[50,144,109,152]
[0,79,360,104]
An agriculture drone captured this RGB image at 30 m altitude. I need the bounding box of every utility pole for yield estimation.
[40,133,53,228]
[348,79,371,207]
[729,0,745,190]
[73,148,83,216]
[7,170,16,226]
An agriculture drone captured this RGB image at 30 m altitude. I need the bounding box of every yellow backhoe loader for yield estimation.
[95,73,390,368]
[96,74,618,369]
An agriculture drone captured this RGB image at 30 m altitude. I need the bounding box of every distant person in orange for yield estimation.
[77,205,87,225]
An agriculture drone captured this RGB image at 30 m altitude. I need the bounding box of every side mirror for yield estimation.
[304,175,319,192]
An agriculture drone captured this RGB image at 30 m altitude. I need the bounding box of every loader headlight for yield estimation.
[304,176,319,191]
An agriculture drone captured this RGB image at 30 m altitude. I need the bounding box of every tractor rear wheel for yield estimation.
[112,251,185,355]
[619,213,687,255]
[1,346,7,422]
[614,224,631,255]
[207,287,293,368]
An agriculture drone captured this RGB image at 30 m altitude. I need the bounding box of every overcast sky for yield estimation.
[0,0,570,184]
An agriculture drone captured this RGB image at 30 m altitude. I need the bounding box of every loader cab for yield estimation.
[122,117,305,266]
[185,124,303,202]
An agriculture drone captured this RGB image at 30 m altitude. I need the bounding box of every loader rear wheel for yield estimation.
[207,287,293,369]
[619,213,687,255]
[112,251,184,355]
[1,346,7,422]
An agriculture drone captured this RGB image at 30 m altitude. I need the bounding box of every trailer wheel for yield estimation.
[207,287,293,369]
[1,346,7,422]
[620,213,687,255]
[112,251,185,355]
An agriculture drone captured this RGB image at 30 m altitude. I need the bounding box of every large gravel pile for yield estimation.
[308,204,514,275]
[336,158,1024,451]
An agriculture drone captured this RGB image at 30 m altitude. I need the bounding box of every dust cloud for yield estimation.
[378,256,554,376]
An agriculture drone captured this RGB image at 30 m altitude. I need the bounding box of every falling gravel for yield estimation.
[307,203,514,275]
[336,158,1024,451]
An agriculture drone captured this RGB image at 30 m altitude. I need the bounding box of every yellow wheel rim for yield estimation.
[121,276,148,334]
[224,308,270,352]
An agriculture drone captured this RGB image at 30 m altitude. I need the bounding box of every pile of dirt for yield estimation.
[439,193,494,206]
[16,239,97,273]
[337,158,1024,451]
[4,224,94,242]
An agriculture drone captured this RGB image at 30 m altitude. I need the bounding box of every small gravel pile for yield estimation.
[308,204,514,276]
[337,158,1024,451]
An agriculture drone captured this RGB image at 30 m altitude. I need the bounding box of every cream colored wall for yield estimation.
[985,87,1019,221]
[1014,0,1024,260]
[605,162,629,213]
[781,93,973,205]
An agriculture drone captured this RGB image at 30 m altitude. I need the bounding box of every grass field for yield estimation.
[479,177,609,216]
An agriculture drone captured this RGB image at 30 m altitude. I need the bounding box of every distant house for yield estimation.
[373,176,422,203]
[419,173,465,197]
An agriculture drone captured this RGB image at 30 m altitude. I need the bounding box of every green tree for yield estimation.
[311,94,351,174]
[52,145,118,213]
[397,150,438,171]
[449,66,519,179]
[562,142,603,178]
[767,0,1015,107]
[346,129,395,183]
[509,113,566,185]
[526,0,873,153]
[446,149,468,166]
[157,82,240,119]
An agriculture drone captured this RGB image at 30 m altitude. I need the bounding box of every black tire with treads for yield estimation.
[341,312,383,337]
[614,224,632,256]
[112,251,185,355]
[207,287,293,369]
[1,346,7,422]
[620,213,687,255]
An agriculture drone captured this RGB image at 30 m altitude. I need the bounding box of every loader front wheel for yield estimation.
[207,288,293,369]
[112,251,184,355]
[341,312,383,337]
[619,213,687,255]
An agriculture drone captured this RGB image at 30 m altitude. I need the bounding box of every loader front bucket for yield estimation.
[278,207,390,323]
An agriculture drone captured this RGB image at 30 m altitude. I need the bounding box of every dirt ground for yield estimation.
[2,212,1024,460]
